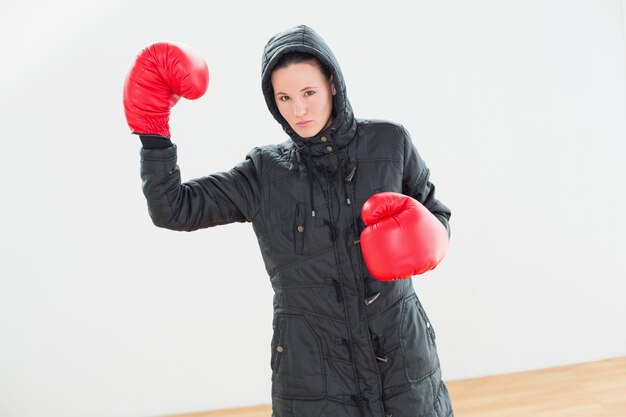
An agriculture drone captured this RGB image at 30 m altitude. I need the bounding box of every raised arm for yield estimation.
[124,42,260,231]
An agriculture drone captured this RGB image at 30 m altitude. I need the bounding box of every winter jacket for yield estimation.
[139,25,453,417]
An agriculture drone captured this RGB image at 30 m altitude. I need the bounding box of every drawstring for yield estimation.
[302,142,360,243]
[305,140,337,241]
[343,165,356,206]
[332,279,343,302]
[323,218,337,241]
[306,142,316,217]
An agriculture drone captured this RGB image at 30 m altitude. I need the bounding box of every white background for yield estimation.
[1,1,625,416]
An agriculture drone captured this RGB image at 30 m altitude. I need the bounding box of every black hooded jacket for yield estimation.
[139,25,453,417]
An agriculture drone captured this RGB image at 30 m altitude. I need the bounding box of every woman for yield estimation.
[124,25,453,417]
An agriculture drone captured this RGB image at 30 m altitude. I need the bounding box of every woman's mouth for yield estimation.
[296,120,313,126]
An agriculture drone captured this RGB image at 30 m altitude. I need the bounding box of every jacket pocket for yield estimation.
[271,314,326,399]
[265,201,327,258]
[399,293,439,382]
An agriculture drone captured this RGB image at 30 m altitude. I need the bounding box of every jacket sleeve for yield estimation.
[400,127,452,237]
[139,144,261,231]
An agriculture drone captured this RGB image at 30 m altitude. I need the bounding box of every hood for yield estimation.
[261,25,357,156]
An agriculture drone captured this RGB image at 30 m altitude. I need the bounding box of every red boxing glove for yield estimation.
[360,192,449,281]
[123,42,209,138]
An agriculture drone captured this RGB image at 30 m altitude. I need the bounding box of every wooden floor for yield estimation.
[166,356,626,417]
[446,356,626,417]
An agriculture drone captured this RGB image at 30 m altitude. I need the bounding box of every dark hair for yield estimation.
[273,52,332,81]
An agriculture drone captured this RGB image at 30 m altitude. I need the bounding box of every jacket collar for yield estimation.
[291,109,357,158]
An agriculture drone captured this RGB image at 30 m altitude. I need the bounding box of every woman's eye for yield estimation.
[304,90,315,97]
[279,96,290,102]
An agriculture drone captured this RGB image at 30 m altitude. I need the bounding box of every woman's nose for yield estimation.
[293,98,306,116]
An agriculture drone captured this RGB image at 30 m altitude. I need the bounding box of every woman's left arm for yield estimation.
[401,127,452,237]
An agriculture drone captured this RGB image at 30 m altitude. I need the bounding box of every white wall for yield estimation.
[1,1,625,416]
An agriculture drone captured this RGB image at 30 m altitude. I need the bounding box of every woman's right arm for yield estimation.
[140,137,262,231]
[124,42,260,231]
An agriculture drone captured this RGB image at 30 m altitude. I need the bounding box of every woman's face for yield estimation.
[271,61,336,139]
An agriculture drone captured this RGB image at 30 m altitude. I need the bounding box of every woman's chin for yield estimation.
[295,126,321,139]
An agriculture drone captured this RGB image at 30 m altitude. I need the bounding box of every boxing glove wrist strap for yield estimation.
[140,135,173,149]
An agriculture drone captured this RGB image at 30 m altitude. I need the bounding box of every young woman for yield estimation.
[124,25,453,417]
